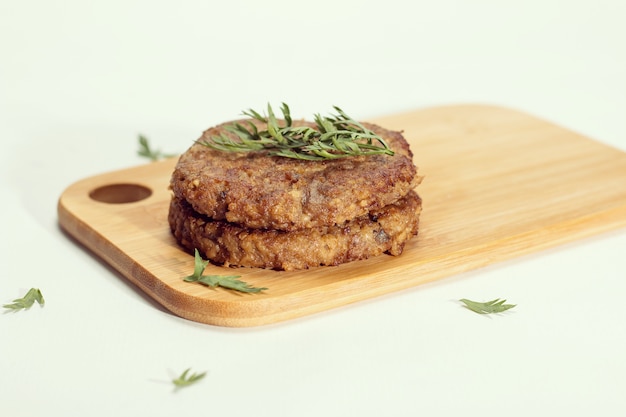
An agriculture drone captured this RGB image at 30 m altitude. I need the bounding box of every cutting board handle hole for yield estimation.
[89,183,152,204]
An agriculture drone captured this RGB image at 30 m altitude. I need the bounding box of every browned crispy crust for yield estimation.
[168,191,422,271]
[170,120,420,231]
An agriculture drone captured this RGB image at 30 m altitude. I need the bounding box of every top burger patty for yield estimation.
[170,120,420,231]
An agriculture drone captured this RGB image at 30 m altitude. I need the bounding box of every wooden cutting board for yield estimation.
[57,104,626,327]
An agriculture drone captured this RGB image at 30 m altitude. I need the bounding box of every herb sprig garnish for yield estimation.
[197,103,395,160]
[3,288,45,312]
[460,298,516,315]
[184,249,267,294]
[137,134,176,161]
[172,368,206,390]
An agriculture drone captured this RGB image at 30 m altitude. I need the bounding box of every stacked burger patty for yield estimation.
[168,118,422,271]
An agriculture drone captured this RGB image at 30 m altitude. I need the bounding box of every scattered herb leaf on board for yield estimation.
[172,368,206,390]
[197,102,395,160]
[460,298,516,315]
[184,249,268,294]
[3,288,45,312]
[137,134,176,161]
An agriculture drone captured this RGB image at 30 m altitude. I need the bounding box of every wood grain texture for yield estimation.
[57,104,626,327]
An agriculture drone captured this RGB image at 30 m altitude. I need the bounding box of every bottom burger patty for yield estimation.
[168,191,422,271]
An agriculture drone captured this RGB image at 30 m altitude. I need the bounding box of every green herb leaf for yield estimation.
[172,368,206,390]
[3,288,45,312]
[197,103,395,160]
[137,134,176,161]
[460,298,516,315]
[183,249,267,294]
